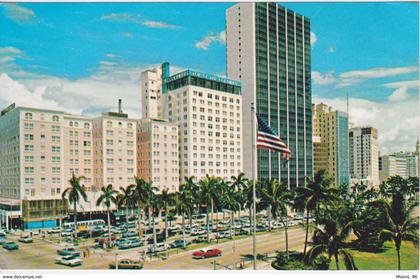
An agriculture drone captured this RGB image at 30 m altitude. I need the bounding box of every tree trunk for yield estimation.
[148,208,152,230]
[165,204,169,242]
[303,209,310,257]
[285,217,289,259]
[211,199,214,228]
[206,204,210,243]
[107,209,111,248]
[335,253,340,270]
[397,248,401,270]
[73,202,77,245]
[267,205,272,232]
[182,214,186,249]
[153,210,157,251]
[230,211,234,239]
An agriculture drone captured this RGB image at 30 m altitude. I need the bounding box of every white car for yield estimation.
[47,227,61,234]
[191,229,206,236]
[216,231,231,239]
[18,236,33,243]
[55,255,83,267]
[147,242,167,253]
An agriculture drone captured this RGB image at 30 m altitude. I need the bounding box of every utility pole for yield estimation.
[250,103,257,270]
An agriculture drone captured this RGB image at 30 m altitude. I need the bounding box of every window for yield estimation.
[52,136,60,142]
[52,125,60,132]
[107,121,112,127]
[52,156,60,162]
[25,178,34,185]
[24,123,34,130]
[24,167,34,174]
[127,123,133,129]
[24,134,34,141]
[52,115,59,122]
[84,122,90,129]
[24,156,34,162]
[24,145,34,152]
[24,112,33,120]
[52,146,60,152]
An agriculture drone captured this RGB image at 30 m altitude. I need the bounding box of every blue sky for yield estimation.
[0,2,418,153]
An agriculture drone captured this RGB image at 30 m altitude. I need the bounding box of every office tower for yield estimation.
[226,2,312,187]
[312,103,350,186]
[379,152,419,182]
[137,118,179,193]
[92,111,137,190]
[349,127,379,187]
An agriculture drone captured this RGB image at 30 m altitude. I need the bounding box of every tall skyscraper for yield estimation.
[349,127,379,186]
[312,103,350,186]
[226,2,312,188]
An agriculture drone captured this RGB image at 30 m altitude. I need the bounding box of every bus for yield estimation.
[63,219,106,229]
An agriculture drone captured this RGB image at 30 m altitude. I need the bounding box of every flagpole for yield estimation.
[251,102,257,270]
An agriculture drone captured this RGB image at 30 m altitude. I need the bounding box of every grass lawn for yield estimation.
[330,241,419,270]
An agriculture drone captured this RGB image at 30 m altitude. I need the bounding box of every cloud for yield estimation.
[101,13,179,29]
[388,86,409,102]
[383,80,419,89]
[1,3,37,24]
[310,32,317,46]
[338,66,418,87]
[122,32,134,38]
[0,46,23,65]
[313,94,419,154]
[312,71,336,85]
[195,31,226,50]
[106,53,119,58]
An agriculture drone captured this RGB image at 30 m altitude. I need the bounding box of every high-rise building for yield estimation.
[312,103,349,186]
[140,67,164,119]
[137,118,179,192]
[349,127,379,187]
[226,2,312,187]
[379,152,419,182]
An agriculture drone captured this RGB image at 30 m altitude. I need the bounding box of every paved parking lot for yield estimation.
[0,225,306,270]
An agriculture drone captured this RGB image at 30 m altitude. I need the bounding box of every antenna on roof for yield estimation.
[118,99,122,113]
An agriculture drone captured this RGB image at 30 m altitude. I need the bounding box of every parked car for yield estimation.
[47,227,61,234]
[122,231,138,238]
[18,236,33,243]
[192,248,222,259]
[2,241,19,250]
[170,239,190,249]
[109,258,143,269]
[0,237,7,245]
[55,255,83,267]
[216,231,231,239]
[146,242,167,254]
[118,239,143,250]
[57,248,80,257]
[196,234,215,243]
[191,229,206,236]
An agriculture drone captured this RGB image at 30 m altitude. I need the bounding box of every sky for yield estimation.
[0,2,418,154]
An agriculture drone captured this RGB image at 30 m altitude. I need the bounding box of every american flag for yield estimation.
[256,114,291,159]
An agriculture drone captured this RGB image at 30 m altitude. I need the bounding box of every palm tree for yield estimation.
[176,189,193,248]
[222,187,240,239]
[161,189,176,242]
[243,179,255,235]
[62,173,88,243]
[370,190,419,270]
[116,185,135,222]
[260,179,276,232]
[131,177,157,255]
[181,176,198,228]
[295,169,337,257]
[230,173,248,218]
[149,192,163,251]
[263,179,294,257]
[304,209,357,270]
[198,176,219,242]
[96,184,118,248]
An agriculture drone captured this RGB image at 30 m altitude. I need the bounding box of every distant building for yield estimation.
[312,103,350,187]
[349,126,380,187]
[312,136,328,174]
[379,152,419,183]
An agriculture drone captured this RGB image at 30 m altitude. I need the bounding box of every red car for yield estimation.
[192,248,222,259]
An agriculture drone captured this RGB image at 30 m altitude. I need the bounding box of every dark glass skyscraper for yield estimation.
[227,2,312,188]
